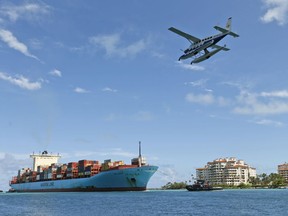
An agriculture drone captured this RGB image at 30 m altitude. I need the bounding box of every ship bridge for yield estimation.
[30,151,61,172]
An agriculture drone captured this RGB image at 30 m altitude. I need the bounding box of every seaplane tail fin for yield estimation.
[214,17,239,37]
[226,17,232,30]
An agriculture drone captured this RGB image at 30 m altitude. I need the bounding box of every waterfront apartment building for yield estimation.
[278,163,288,181]
[196,157,256,186]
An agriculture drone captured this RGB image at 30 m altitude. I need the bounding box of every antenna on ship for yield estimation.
[138,141,142,167]
[139,141,142,157]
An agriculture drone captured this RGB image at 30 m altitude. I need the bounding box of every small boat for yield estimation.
[7,188,16,193]
[186,180,223,191]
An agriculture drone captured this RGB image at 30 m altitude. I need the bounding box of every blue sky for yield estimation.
[1,0,288,190]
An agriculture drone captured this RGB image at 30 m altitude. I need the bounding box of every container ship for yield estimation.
[9,143,158,192]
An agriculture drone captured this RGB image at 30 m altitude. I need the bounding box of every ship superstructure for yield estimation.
[30,151,61,171]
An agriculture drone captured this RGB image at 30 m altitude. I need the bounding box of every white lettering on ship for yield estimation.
[40,182,55,187]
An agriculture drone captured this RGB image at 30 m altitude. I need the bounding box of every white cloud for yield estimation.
[233,90,288,115]
[102,87,118,93]
[261,0,288,25]
[29,38,43,50]
[176,61,205,71]
[154,165,188,186]
[101,148,135,158]
[72,148,135,159]
[0,2,51,23]
[0,72,41,90]
[254,119,284,127]
[185,79,215,95]
[221,80,252,91]
[185,93,214,105]
[151,51,165,59]
[0,153,30,191]
[0,29,38,60]
[185,92,231,107]
[89,33,147,58]
[74,87,89,93]
[132,111,154,121]
[185,79,208,87]
[234,100,288,115]
[260,90,288,98]
[217,96,231,106]
[185,82,288,116]
[49,69,62,77]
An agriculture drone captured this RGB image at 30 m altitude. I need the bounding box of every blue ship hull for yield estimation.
[11,165,158,192]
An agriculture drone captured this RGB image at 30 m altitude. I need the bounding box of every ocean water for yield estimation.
[1,189,288,216]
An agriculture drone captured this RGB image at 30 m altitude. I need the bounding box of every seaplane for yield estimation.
[168,17,239,64]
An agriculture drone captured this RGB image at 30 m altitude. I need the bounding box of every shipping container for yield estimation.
[84,171,91,176]
[78,160,97,166]
[78,172,85,177]
[78,166,85,173]
[47,173,52,180]
[68,162,78,168]
[40,172,45,181]
[11,157,144,183]
[67,167,77,172]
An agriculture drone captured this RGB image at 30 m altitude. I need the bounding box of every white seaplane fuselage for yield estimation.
[179,34,226,61]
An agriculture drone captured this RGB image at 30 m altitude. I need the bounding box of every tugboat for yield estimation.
[186,180,223,191]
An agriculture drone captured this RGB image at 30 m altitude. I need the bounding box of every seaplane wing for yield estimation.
[211,44,230,51]
[168,27,201,43]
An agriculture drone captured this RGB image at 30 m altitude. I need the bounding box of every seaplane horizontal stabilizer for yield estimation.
[214,26,239,38]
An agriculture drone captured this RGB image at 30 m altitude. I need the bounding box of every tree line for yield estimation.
[248,173,286,188]
[161,173,287,189]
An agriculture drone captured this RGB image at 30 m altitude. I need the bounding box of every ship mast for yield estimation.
[138,141,142,167]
